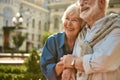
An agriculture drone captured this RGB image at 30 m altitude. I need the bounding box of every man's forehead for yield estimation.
[77,0,88,3]
[78,0,88,1]
[78,0,96,3]
[79,0,98,1]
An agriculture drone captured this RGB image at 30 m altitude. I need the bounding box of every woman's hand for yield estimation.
[55,61,64,76]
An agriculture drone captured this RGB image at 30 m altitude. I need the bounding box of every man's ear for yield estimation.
[98,0,106,10]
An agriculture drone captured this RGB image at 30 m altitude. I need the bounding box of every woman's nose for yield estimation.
[67,20,72,25]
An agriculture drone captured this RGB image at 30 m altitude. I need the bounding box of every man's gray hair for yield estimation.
[106,0,110,8]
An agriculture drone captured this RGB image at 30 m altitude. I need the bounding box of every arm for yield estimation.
[40,37,58,80]
[61,54,84,71]
[62,68,76,80]
[82,28,120,74]
[61,28,120,75]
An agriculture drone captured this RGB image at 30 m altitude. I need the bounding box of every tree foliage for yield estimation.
[42,31,54,45]
[12,32,26,50]
[24,49,45,80]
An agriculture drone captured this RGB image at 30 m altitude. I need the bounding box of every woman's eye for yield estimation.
[72,19,77,21]
[65,18,69,20]
[72,19,78,22]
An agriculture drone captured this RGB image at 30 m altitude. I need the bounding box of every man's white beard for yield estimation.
[80,2,100,22]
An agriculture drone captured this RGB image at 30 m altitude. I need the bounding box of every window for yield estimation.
[44,22,48,31]
[54,18,59,29]
[32,34,34,40]
[26,22,29,27]
[52,0,61,2]
[38,35,41,41]
[39,20,41,30]
[32,19,35,28]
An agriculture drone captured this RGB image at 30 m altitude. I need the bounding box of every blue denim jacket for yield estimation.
[40,32,68,80]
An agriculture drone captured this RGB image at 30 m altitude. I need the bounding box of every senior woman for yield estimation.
[40,3,84,80]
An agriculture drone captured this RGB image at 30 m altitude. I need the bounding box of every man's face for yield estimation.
[78,0,101,22]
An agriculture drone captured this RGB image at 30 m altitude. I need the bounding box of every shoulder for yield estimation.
[47,32,65,41]
[107,15,120,37]
[113,15,120,27]
[107,13,120,27]
[110,14,120,34]
[45,32,65,46]
[43,32,65,50]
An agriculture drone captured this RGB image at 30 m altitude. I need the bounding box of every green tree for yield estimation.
[42,31,54,45]
[12,32,26,50]
[24,49,45,80]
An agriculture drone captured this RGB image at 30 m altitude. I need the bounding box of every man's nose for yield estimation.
[79,0,87,7]
[80,1,84,7]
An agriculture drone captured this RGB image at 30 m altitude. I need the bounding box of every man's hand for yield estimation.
[61,54,76,69]
[61,54,84,71]
[62,68,76,80]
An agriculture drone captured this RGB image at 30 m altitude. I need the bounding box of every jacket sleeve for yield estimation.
[83,28,120,74]
[40,36,58,80]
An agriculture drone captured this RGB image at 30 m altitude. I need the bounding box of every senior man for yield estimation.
[61,0,120,80]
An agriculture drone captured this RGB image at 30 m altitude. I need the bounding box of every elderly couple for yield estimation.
[41,0,120,80]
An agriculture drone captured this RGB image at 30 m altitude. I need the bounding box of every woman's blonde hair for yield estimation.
[61,3,80,23]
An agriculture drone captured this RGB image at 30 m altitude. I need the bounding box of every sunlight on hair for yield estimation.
[106,0,110,8]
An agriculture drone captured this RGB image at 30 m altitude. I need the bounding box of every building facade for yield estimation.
[0,0,120,52]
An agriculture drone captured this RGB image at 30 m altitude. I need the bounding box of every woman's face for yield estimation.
[64,12,83,38]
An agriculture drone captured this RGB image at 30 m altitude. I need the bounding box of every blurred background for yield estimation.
[0,0,120,80]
